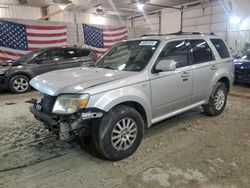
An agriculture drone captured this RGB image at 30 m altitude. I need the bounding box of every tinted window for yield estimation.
[158,40,189,68]
[80,49,91,56]
[35,52,48,61]
[211,39,230,59]
[242,51,250,60]
[64,49,81,59]
[49,49,65,60]
[17,49,45,62]
[30,52,49,64]
[89,50,97,56]
[190,40,214,64]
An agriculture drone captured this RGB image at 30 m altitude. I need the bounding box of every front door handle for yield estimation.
[181,72,189,81]
[181,72,189,78]
[210,65,217,70]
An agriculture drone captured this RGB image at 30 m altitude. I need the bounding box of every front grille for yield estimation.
[41,94,57,115]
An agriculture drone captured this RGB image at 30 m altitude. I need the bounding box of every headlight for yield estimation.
[52,94,89,114]
[0,69,6,75]
[0,66,11,75]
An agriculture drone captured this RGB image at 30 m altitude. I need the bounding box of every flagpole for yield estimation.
[73,7,80,45]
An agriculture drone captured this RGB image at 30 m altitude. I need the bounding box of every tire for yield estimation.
[203,82,228,116]
[9,75,31,94]
[92,105,145,161]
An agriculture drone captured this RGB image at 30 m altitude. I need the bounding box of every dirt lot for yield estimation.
[0,86,249,188]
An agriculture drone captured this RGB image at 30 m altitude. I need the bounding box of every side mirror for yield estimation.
[155,59,176,73]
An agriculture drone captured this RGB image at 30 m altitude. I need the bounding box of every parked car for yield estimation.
[0,47,97,93]
[234,50,250,84]
[29,32,234,161]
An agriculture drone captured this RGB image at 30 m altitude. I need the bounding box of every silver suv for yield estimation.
[29,32,234,161]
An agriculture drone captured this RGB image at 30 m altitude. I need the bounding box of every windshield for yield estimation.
[95,40,159,72]
[242,50,250,60]
[16,49,45,62]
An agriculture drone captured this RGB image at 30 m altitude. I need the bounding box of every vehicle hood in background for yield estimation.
[234,59,250,69]
[30,67,137,96]
[0,61,23,67]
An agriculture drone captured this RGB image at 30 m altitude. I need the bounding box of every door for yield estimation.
[189,39,217,103]
[29,51,58,76]
[150,40,193,119]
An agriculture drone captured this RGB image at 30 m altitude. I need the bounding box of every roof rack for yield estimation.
[141,31,215,37]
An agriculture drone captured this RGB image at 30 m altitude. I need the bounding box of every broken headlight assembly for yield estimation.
[52,94,89,114]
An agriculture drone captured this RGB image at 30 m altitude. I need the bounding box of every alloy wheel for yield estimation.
[111,118,138,151]
[214,89,225,110]
[12,77,29,92]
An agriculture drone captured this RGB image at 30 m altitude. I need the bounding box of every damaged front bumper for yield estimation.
[29,105,103,141]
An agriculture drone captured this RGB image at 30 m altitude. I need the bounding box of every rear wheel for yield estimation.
[9,75,30,94]
[203,82,228,116]
[92,105,144,161]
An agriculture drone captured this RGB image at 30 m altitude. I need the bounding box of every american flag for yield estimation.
[0,20,67,61]
[83,24,127,56]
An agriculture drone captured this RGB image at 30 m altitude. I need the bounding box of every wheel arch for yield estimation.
[87,88,152,128]
[8,71,33,83]
[217,76,230,91]
[112,101,148,129]
[206,70,231,103]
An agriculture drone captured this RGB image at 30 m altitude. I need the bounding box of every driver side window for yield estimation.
[157,40,189,68]
[48,49,65,60]
[33,52,49,64]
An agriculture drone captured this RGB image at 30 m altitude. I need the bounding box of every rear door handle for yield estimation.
[211,65,217,70]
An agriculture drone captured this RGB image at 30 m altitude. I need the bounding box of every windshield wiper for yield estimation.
[101,65,117,70]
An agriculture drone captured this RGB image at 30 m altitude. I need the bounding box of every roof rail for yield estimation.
[141,31,215,37]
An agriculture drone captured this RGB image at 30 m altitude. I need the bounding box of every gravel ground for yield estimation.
[0,87,249,188]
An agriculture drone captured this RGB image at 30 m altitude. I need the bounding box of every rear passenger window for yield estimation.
[49,49,65,60]
[80,50,91,56]
[158,40,189,68]
[64,49,81,59]
[190,40,214,64]
[210,39,230,59]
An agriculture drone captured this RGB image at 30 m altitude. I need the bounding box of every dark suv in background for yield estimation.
[234,50,250,84]
[0,47,97,93]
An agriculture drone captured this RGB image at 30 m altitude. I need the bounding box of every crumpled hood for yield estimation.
[30,67,136,96]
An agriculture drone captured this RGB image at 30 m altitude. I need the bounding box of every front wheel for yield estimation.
[92,105,145,161]
[203,82,228,116]
[9,75,30,94]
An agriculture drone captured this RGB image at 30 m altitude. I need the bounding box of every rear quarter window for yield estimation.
[210,39,230,59]
[80,50,91,56]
